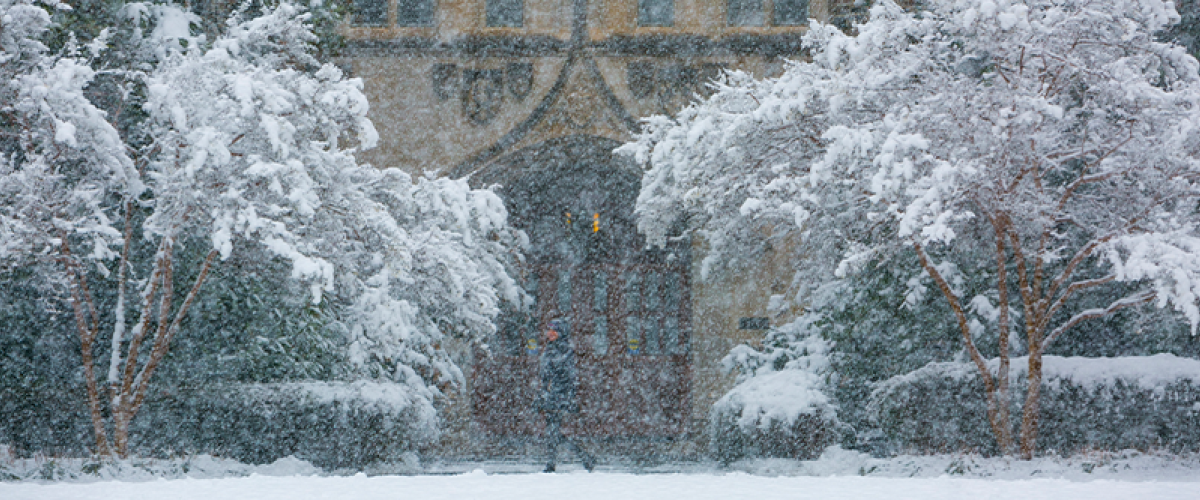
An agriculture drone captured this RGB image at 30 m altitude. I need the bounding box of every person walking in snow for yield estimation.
[537,318,595,472]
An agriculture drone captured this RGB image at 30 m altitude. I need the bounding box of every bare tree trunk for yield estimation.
[110,246,218,458]
[981,387,1009,454]
[991,222,1014,454]
[112,412,131,459]
[1006,224,1048,460]
[1019,350,1043,460]
[79,329,110,456]
[914,240,1014,452]
[61,240,111,456]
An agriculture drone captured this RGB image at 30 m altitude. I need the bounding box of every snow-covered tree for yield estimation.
[0,0,142,456]
[1161,0,1200,59]
[1,2,522,458]
[623,0,1200,458]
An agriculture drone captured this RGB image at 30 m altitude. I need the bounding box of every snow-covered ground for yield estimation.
[3,448,1199,499]
[2,468,1198,500]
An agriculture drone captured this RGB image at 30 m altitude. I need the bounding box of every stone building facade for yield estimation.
[338,0,858,459]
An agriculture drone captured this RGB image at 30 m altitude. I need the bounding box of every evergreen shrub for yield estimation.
[710,406,839,463]
[709,368,842,463]
[131,382,438,469]
[869,356,1200,456]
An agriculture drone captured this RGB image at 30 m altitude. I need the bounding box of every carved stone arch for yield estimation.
[473,135,645,266]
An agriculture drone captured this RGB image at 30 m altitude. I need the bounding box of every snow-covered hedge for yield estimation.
[869,355,1200,455]
[710,370,840,462]
[131,381,436,469]
[710,319,843,462]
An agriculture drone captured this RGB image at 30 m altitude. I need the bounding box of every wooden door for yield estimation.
[472,260,692,438]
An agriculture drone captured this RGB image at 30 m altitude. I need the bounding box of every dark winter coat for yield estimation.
[537,320,579,413]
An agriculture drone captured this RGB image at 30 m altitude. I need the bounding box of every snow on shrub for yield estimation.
[711,318,843,462]
[869,355,1200,455]
[131,381,435,469]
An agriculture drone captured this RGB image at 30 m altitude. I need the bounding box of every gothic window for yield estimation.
[397,0,435,26]
[638,0,674,27]
[487,0,523,27]
[352,0,387,26]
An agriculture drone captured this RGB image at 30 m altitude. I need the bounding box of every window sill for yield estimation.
[720,25,807,34]
[341,25,438,40]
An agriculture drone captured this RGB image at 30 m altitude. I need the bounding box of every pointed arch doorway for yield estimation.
[470,136,693,440]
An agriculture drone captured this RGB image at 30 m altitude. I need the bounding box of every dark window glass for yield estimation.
[664,317,679,354]
[592,271,608,355]
[644,272,661,312]
[593,316,608,354]
[487,0,523,27]
[638,0,673,27]
[557,270,572,317]
[352,0,387,26]
[663,272,679,311]
[773,0,808,26]
[644,317,660,355]
[642,272,661,354]
[663,272,680,354]
[623,272,642,354]
[727,0,764,26]
[593,271,608,311]
[623,272,640,313]
[397,0,435,26]
[625,316,641,353]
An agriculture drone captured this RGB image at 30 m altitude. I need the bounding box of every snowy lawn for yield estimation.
[5,449,1199,499]
[2,470,1199,500]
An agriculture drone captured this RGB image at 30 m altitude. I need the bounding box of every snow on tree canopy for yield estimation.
[1,2,523,457]
[624,0,1200,457]
[0,0,141,267]
[140,3,523,390]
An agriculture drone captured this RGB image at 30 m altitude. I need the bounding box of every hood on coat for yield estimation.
[548,317,570,342]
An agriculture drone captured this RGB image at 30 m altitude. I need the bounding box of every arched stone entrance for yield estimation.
[470,136,692,439]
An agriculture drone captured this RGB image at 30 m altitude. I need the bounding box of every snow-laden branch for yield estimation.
[1042,290,1157,352]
